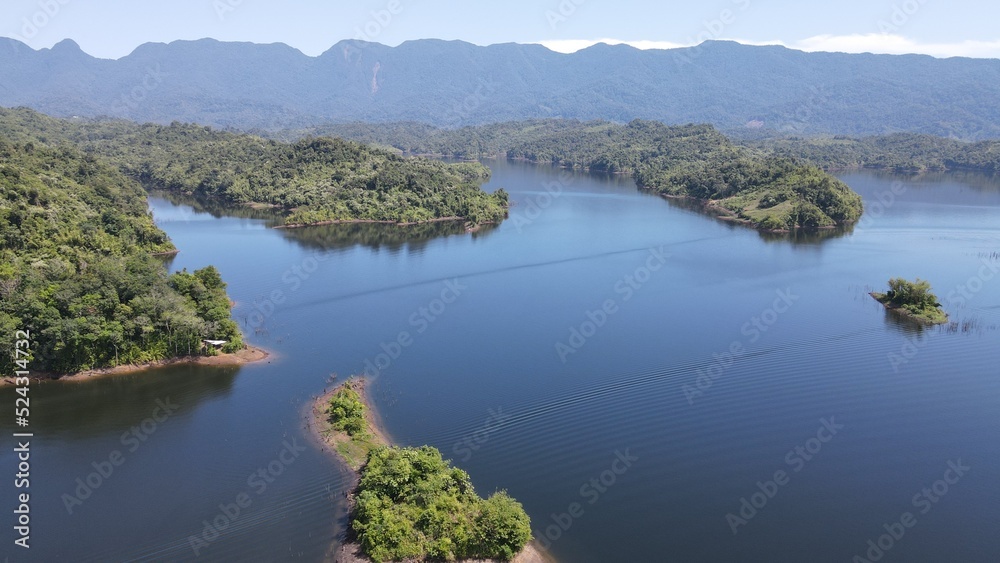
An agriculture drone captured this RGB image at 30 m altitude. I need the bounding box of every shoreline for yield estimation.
[658,192,843,233]
[275,215,502,234]
[398,153,854,235]
[308,378,555,563]
[150,248,182,257]
[275,216,467,230]
[869,292,950,325]
[2,346,272,386]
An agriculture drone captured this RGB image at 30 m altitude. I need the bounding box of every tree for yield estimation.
[886,278,940,309]
[474,492,532,560]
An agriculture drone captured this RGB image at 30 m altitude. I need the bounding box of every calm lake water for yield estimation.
[3,162,999,562]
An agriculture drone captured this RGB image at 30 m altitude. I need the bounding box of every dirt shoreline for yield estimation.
[308,378,555,563]
[2,346,272,386]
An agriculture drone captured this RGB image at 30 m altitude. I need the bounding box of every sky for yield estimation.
[4,0,1000,60]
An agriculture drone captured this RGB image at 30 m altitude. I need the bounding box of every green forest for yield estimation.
[0,108,509,228]
[325,381,532,562]
[354,446,532,562]
[747,133,1000,173]
[872,278,949,325]
[0,107,512,375]
[0,139,242,374]
[293,119,865,230]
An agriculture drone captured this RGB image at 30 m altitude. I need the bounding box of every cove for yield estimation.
[1,161,998,562]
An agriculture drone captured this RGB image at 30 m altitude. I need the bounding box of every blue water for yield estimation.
[2,162,998,562]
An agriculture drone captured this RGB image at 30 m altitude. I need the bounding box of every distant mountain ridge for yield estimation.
[3,37,1000,138]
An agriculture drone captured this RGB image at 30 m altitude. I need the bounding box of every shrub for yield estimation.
[327,384,367,437]
[757,215,786,231]
[354,446,532,562]
[886,277,942,312]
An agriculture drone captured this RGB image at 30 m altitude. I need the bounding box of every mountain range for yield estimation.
[3,37,1000,138]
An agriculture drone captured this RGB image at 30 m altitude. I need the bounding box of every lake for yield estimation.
[3,161,999,562]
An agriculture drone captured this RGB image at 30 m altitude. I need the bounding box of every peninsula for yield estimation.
[285,119,865,232]
[310,378,553,563]
[0,107,507,378]
[0,108,510,230]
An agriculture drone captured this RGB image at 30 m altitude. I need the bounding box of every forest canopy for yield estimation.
[324,381,533,563]
[288,119,865,230]
[0,108,509,228]
[0,107,514,374]
[0,139,242,374]
[744,133,1000,173]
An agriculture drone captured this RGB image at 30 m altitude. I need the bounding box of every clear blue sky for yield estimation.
[5,0,999,59]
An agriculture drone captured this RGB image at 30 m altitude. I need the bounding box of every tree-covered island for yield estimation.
[871,278,949,325]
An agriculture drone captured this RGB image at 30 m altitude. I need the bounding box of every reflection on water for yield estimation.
[280,220,500,253]
[149,189,502,253]
[656,194,855,244]
[861,169,1000,194]
[148,190,284,223]
[30,365,239,439]
[6,162,999,563]
[881,307,935,336]
[757,225,855,244]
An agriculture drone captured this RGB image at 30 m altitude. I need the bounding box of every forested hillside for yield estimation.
[0,108,509,227]
[4,38,1000,138]
[0,107,513,374]
[297,119,864,230]
[746,133,1000,173]
[0,140,242,374]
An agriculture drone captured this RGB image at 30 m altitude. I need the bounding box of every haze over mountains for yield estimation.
[4,36,1000,138]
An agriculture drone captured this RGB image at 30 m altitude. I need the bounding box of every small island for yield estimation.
[871,277,949,325]
[310,379,552,563]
